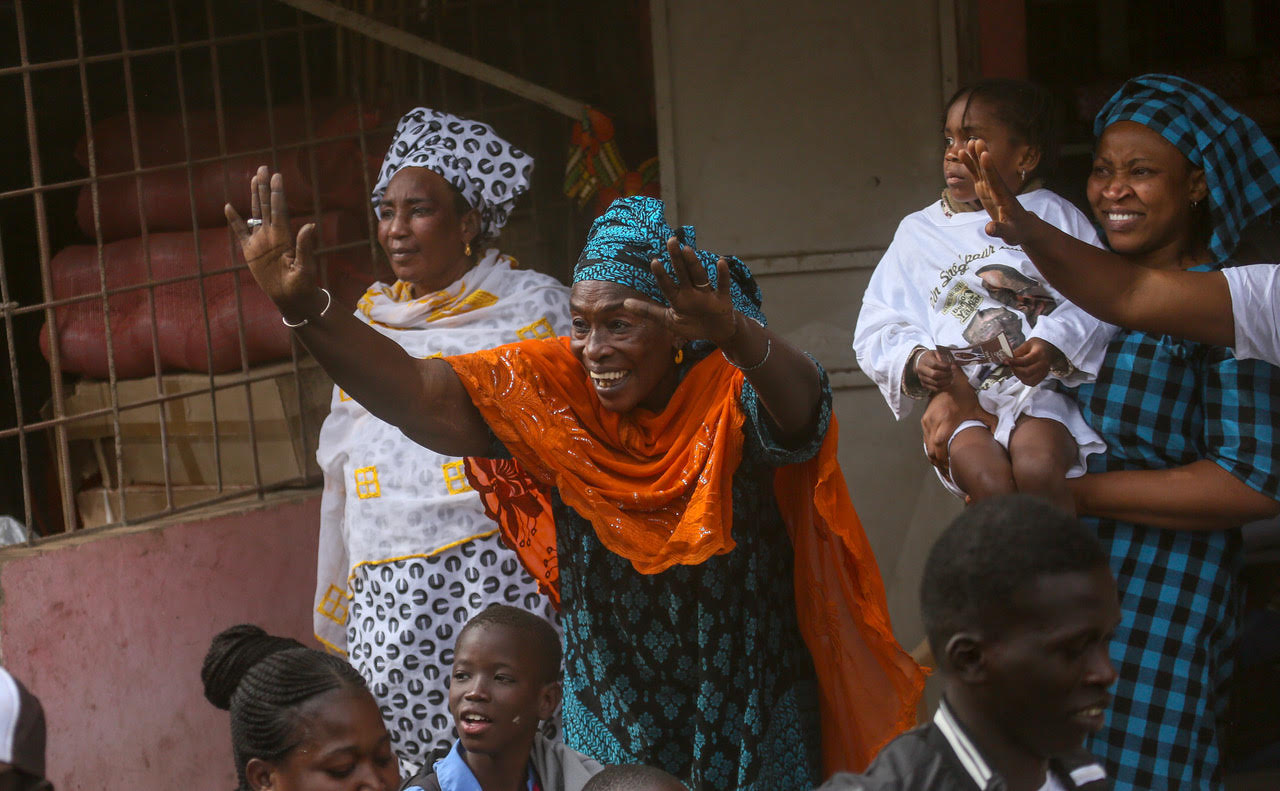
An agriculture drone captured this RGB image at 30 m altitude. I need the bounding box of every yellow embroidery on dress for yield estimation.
[442,460,474,495]
[338,389,352,402]
[421,352,444,360]
[517,317,555,340]
[354,466,381,499]
[316,584,349,624]
[314,633,348,656]
[424,290,499,322]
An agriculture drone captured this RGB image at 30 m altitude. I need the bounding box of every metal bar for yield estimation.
[111,0,173,520]
[204,0,234,495]
[73,0,130,532]
[289,4,323,482]
[350,76,380,277]
[1,240,369,317]
[233,0,276,496]
[0,233,34,535]
[0,129,396,201]
[0,24,333,79]
[20,478,319,547]
[172,0,222,498]
[275,0,587,120]
[0,366,315,442]
[16,0,79,534]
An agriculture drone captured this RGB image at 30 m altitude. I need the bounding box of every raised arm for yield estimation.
[227,167,491,457]
[626,238,822,442]
[961,140,1235,346]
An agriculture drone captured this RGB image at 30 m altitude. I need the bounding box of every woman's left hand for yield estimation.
[921,381,996,473]
[623,236,740,347]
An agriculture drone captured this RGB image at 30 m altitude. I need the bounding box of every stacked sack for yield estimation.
[43,101,390,378]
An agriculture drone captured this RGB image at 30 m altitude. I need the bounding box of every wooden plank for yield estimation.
[277,0,587,120]
[649,0,680,218]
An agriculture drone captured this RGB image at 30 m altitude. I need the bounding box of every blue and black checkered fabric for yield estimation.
[573,196,767,355]
[1095,73,1280,262]
[1071,261,1280,790]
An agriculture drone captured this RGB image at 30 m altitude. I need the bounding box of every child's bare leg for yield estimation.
[1008,416,1077,514]
[948,425,1016,502]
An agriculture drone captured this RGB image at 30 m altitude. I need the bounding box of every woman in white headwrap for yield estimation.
[311,107,570,773]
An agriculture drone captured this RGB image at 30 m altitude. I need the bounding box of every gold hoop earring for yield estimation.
[674,348,684,365]
[464,241,472,257]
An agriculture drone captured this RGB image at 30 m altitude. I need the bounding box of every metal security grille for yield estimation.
[0,0,651,543]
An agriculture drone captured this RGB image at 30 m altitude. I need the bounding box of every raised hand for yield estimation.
[622,236,740,347]
[959,139,1035,245]
[225,166,326,323]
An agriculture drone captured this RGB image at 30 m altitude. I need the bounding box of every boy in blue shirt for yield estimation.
[404,606,601,791]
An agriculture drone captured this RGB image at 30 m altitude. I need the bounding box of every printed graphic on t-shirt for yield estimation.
[932,248,1059,390]
[974,263,1057,327]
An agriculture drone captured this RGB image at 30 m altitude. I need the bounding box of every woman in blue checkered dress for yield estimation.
[931,74,1280,790]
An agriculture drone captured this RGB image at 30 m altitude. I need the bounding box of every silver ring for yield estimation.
[689,278,711,289]
[246,218,263,229]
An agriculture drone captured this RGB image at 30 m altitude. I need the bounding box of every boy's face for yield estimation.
[448,625,559,759]
[978,565,1121,758]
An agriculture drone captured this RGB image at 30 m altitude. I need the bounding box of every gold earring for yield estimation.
[674,348,684,365]
[465,241,472,257]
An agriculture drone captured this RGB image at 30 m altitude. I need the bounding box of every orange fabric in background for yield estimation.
[452,337,925,772]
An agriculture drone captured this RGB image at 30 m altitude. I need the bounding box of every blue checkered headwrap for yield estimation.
[574,197,766,349]
[1095,73,1280,261]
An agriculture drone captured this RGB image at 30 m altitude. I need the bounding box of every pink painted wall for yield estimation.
[0,492,322,791]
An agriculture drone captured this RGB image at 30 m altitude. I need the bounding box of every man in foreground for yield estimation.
[823,495,1119,790]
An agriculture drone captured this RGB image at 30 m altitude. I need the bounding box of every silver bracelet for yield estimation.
[722,337,771,372]
[281,288,332,329]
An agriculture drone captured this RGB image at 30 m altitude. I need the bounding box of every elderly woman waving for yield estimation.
[229,183,922,789]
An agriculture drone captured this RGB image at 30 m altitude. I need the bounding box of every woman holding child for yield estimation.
[933,74,1280,790]
[229,173,923,787]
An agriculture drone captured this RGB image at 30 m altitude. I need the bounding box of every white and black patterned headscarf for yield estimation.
[371,107,534,239]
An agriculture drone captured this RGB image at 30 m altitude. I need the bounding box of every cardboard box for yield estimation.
[59,358,333,490]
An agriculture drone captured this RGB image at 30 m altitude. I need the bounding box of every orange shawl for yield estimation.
[449,337,925,773]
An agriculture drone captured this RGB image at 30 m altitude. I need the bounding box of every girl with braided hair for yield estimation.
[854,78,1114,511]
[201,624,401,791]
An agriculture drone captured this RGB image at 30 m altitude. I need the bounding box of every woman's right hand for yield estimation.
[225,166,326,323]
[960,139,1036,246]
[921,379,996,473]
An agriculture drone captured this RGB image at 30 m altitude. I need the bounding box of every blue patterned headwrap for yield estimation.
[573,197,766,350]
[1095,73,1280,261]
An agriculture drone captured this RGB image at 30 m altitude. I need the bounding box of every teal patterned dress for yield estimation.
[550,377,830,791]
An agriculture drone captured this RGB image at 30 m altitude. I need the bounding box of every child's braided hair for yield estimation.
[944,78,1063,180]
[201,624,369,791]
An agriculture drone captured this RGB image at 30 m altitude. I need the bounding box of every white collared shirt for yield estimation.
[933,700,1106,790]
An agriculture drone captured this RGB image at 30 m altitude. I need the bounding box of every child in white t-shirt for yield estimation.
[854,79,1115,511]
